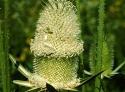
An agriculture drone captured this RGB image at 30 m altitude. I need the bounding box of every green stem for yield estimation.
[0,0,11,91]
[76,0,80,17]
[95,0,105,92]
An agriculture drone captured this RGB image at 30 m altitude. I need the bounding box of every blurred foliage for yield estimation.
[0,0,125,92]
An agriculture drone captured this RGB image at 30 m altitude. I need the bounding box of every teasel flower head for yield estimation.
[30,0,84,58]
[30,0,83,90]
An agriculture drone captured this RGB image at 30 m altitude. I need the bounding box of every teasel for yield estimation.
[9,0,105,91]
[30,0,83,89]
[9,0,82,91]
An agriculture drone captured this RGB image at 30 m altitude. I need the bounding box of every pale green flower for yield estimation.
[32,57,80,89]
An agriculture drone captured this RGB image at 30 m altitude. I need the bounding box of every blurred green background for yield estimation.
[0,0,125,92]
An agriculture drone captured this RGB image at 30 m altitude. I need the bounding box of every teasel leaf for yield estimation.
[101,40,112,78]
[101,35,115,78]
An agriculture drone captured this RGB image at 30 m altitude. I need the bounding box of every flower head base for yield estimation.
[33,57,80,89]
[30,0,83,58]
